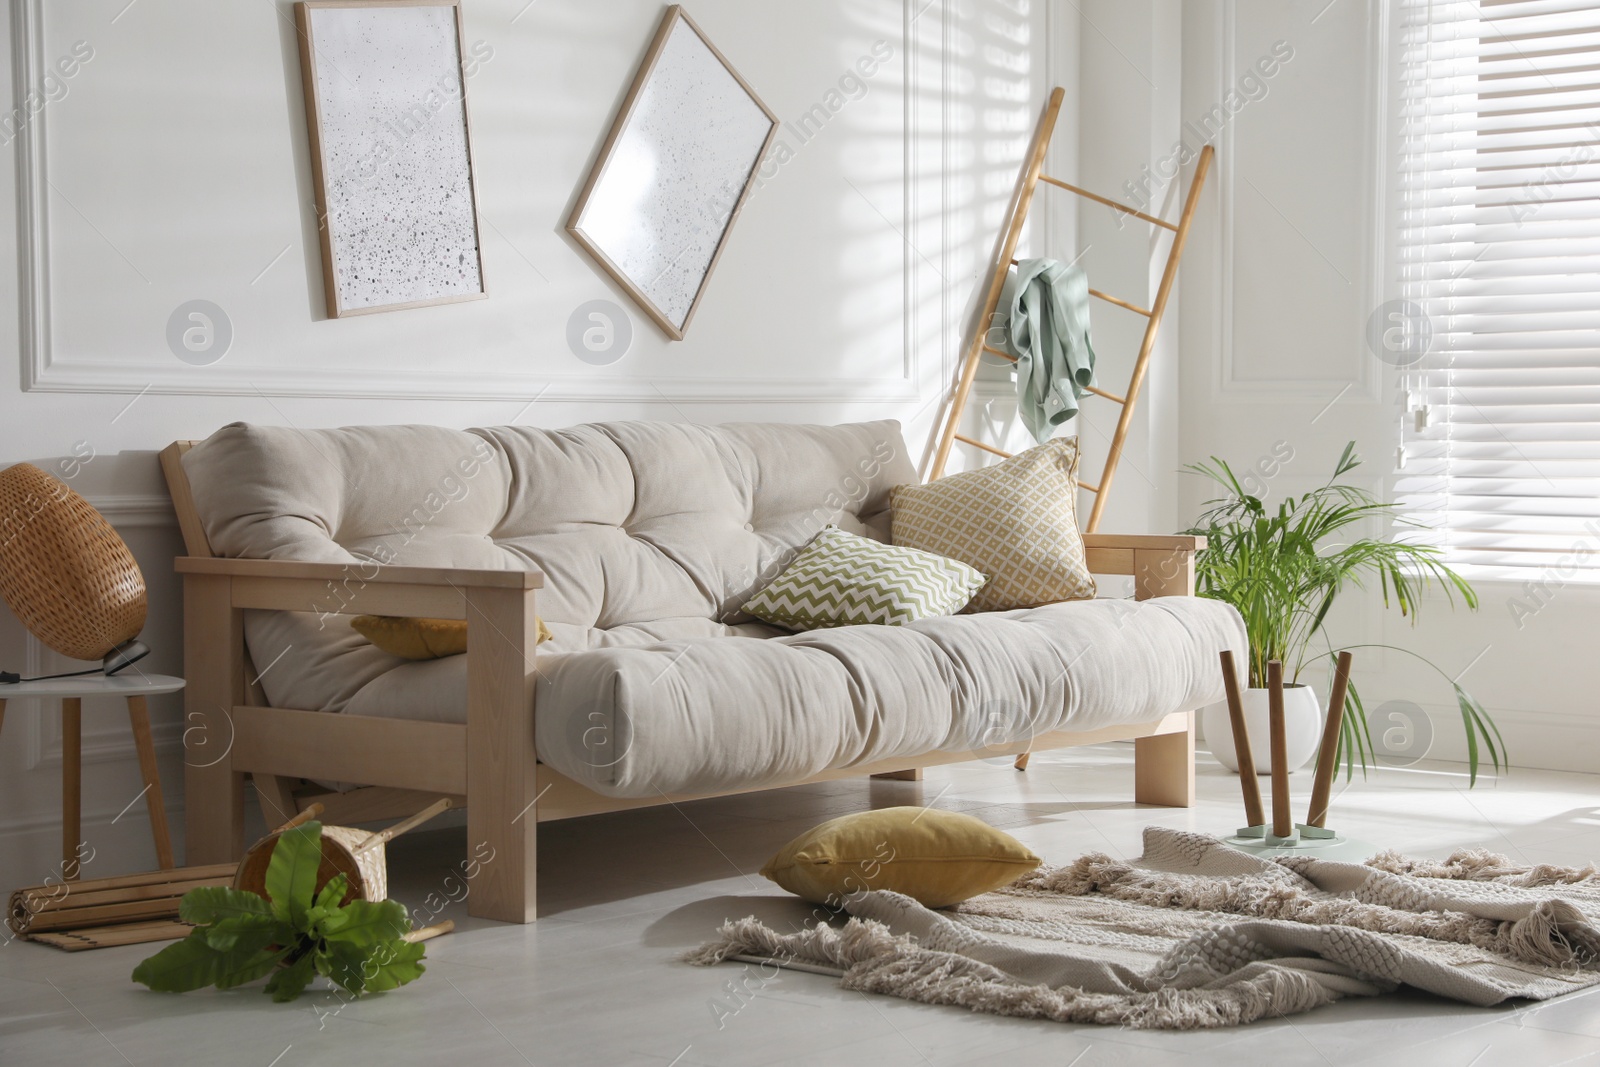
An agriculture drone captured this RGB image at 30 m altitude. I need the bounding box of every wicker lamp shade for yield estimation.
[0,463,147,662]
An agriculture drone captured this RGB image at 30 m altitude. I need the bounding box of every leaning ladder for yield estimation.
[928,86,1214,535]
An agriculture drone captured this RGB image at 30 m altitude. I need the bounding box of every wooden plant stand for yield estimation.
[1220,650,1356,853]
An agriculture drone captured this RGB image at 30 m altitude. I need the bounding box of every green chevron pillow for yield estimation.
[743,526,986,631]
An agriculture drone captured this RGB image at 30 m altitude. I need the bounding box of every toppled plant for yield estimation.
[1182,442,1504,782]
[132,821,425,1002]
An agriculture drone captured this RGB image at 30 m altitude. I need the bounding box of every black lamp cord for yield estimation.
[0,666,112,685]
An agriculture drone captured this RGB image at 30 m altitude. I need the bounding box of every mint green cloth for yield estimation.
[996,258,1097,444]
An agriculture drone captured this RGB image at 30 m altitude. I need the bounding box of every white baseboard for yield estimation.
[1199,702,1594,777]
[1403,704,1591,777]
[0,797,189,887]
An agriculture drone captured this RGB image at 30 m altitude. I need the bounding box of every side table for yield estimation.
[0,673,185,879]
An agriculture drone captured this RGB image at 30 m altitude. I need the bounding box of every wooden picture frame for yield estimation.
[567,6,779,340]
[295,0,488,318]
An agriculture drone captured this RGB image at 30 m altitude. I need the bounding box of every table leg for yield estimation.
[125,695,176,869]
[62,697,81,881]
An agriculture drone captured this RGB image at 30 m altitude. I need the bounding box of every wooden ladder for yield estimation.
[928,86,1214,534]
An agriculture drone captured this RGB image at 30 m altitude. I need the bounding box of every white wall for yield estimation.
[1173,0,1600,776]
[0,0,1071,878]
[1074,0,1183,537]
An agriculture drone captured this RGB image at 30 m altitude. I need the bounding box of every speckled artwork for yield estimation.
[572,11,776,336]
[303,3,483,315]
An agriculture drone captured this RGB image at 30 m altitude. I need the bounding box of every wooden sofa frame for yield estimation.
[160,441,1204,923]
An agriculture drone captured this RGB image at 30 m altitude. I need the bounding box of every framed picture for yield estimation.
[568,6,778,340]
[295,0,486,318]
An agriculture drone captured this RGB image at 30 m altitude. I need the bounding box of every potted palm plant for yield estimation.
[1182,443,1505,783]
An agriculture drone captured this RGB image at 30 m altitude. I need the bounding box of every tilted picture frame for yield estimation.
[568,6,778,340]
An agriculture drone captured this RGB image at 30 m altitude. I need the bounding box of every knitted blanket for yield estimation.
[686,827,1600,1029]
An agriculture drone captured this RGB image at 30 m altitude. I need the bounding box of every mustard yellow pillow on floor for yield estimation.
[350,615,553,660]
[891,437,1096,612]
[760,807,1040,909]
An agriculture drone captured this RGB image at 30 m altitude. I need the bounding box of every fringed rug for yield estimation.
[686,827,1600,1029]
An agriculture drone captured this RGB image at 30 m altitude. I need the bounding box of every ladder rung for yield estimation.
[985,344,1124,404]
[1004,261,1154,318]
[1088,289,1152,317]
[1037,174,1179,233]
[953,434,1012,459]
[1084,384,1126,405]
[1078,480,1101,493]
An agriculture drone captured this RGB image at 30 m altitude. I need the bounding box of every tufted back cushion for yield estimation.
[183,420,917,629]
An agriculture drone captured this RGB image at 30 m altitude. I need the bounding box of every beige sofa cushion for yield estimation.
[182,420,915,710]
[891,438,1096,612]
[341,595,1247,797]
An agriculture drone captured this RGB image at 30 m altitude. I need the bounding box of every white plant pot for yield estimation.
[1202,684,1322,775]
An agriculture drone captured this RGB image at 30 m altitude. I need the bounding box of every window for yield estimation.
[1391,0,1600,581]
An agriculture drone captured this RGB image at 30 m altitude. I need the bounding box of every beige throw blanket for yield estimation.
[688,828,1600,1029]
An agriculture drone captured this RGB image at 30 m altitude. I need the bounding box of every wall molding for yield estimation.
[84,493,177,528]
[13,0,940,405]
[0,794,185,842]
[27,708,183,774]
[1213,0,1380,401]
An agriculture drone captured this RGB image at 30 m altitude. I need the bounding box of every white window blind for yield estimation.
[1392,0,1600,580]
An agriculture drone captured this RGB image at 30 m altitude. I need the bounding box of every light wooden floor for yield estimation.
[5,743,1600,1067]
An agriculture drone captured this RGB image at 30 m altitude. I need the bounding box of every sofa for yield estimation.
[161,419,1246,922]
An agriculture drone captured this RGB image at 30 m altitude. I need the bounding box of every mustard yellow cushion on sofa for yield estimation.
[760,807,1040,909]
[891,437,1096,612]
[350,615,552,660]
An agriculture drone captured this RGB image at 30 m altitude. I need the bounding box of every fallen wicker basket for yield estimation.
[9,798,456,951]
[233,798,453,906]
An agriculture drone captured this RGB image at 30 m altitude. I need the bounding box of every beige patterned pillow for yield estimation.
[891,438,1095,612]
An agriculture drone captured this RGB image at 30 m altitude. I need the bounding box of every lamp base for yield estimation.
[102,639,149,676]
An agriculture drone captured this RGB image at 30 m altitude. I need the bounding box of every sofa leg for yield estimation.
[469,798,537,923]
[1134,713,1195,808]
[871,768,923,782]
[465,586,541,923]
[183,575,246,863]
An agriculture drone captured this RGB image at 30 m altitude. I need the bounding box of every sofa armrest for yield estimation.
[175,556,543,588]
[174,556,543,621]
[174,554,542,921]
[1080,534,1205,600]
[1080,533,1205,553]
